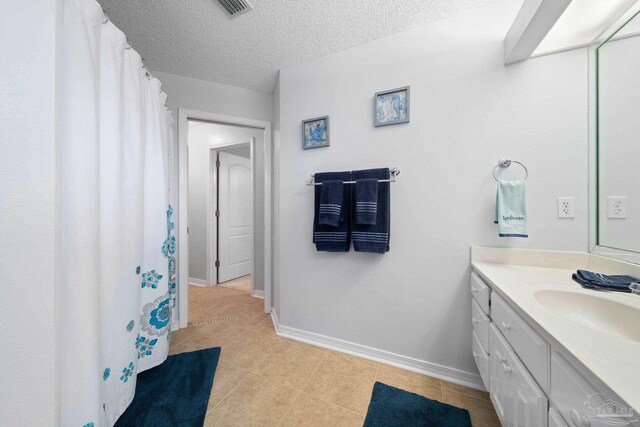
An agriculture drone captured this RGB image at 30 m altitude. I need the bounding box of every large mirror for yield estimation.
[595,10,640,258]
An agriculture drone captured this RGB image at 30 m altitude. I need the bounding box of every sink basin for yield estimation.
[532,289,640,342]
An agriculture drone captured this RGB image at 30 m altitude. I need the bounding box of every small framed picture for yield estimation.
[375,86,410,127]
[302,116,330,149]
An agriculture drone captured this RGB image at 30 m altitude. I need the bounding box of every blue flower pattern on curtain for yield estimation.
[141,270,163,289]
[166,205,177,309]
[136,335,159,359]
[120,362,135,383]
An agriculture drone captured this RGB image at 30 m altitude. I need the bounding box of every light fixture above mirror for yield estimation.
[533,0,636,56]
[504,0,638,64]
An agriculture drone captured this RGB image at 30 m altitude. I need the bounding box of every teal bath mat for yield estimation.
[115,347,220,427]
[364,382,471,427]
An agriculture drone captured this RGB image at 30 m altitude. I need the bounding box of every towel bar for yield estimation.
[307,167,400,186]
[492,158,528,182]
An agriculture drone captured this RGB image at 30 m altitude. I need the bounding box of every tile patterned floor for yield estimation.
[219,275,251,293]
[187,281,262,326]
[171,285,500,426]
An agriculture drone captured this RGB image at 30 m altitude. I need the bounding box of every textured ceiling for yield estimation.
[98,0,505,92]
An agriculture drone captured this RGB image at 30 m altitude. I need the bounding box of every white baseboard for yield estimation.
[270,310,485,392]
[252,289,265,299]
[271,310,281,334]
[188,277,208,287]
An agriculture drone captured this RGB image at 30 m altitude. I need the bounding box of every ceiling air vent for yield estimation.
[216,0,253,18]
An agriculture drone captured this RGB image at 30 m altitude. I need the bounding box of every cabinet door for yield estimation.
[551,351,639,427]
[472,329,490,390]
[510,350,548,427]
[549,408,568,427]
[489,324,513,426]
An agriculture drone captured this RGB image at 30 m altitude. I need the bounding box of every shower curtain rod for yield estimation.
[102,9,171,112]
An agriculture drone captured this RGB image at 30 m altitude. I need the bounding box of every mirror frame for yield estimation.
[589,3,640,264]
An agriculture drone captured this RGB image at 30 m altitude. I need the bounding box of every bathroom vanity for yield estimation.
[470,247,640,427]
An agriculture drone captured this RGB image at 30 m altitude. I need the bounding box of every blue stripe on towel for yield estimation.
[352,232,388,235]
[356,202,378,213]
[314,232,348,241]
[320,205,341,212]
[353,232,388,239]
[353,237,388,241]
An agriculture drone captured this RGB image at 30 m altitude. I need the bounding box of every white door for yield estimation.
[217,151,252,283]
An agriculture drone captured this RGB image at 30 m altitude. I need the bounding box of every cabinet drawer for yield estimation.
[492,292,550,394]
[470,272,491,314]
[551,351,637,427]
[471,298,490,351]
[549,407,568,427]
[472,329,489,391]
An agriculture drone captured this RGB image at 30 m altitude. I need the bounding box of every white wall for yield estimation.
[155,71,273,122]
[275,1,588,382]
[220,145,251,159]
[597,32,640,253]
[0,1,58,424]
[188,122,265,291]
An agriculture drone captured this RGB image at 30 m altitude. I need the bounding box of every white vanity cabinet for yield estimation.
[473,273,548,426]
[470,270,637,427]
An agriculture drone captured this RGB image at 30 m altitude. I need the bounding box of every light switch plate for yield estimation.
[607,196,627,219]
[557,197,575,218]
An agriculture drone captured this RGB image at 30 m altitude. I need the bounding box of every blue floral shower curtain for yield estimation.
[58,0,176,425]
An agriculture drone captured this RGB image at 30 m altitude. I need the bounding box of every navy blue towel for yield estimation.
[313,171,351,252]
[355,179,378,225]
[572,270,638,293]
[351,168,390,254]
[319,180,344,226]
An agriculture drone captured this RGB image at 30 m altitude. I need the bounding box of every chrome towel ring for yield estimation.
[492,157,528,182]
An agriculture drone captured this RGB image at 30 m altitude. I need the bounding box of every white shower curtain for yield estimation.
[58,0,176,425]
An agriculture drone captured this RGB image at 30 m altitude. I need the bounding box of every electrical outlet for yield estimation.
[557,197,575,218]
[608,196,627,219]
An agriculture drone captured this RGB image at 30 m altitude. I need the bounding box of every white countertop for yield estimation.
[471,247,640,412]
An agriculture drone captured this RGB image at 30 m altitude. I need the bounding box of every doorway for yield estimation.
[178,110,272,329]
